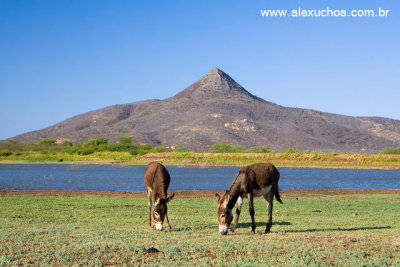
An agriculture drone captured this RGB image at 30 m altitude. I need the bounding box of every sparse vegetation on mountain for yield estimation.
[280,148,303,154]
[11,68,400,153]
[380,147,400,155]
[0,140,399,169]
[249,146,273,153]
[38,138,56,145]
[174,147,189,152]
[82,137,109,146]
[208,143,246,153]
[0,135,167,158]
[0,150,12,156]
[118,134,134,145]
[61,140,73,146]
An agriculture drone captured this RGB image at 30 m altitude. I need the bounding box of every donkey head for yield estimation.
[215,190,233,235]
[153,193,175,231]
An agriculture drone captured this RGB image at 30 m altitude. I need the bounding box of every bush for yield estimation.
[280,148,301,153]
[118,134,134,145]
[249,146,272,153]
[380,147,400,155]
[151,146,166,153]
[61,140,73,146]
[96,144,109,151]
[78,148,95,155]
[96,137,109,145]
[174,147,189,152]
[83,137,109,146]
[0,150,12,156]
[208,143,246,153]
[129,145,152,155]
[39,138,56,145]
[106,144,132,152]
[65,145,81,154]
[82,139,96,146]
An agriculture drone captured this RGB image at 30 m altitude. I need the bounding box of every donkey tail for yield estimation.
[275,186,283,204]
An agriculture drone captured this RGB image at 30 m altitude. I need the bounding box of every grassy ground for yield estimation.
[0,190,399,266]
[1,151,400,169]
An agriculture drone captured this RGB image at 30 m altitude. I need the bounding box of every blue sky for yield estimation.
[1,0,399,140]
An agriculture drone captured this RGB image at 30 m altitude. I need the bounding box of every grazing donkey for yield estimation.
[144,161,175,231]
[215,163,282,235]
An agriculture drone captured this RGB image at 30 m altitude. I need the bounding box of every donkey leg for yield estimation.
[231,196,243,232]
[247,193,256,234]
[264,192,274,233]
[147,191,152,227]
[165,212,172,230]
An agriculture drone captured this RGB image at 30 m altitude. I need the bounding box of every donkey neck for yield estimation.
[226,192,240,210]
[226,179,244,210]
[151,177,168,199]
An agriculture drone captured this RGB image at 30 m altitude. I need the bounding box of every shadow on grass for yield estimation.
[170,221,293,232]
[285,226,391,233]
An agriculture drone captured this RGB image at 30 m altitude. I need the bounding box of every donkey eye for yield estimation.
[220,214,225,219]
[154,212,159,218]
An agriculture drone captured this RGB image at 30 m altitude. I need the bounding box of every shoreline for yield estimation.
[1,189,399,197]
[1,159,400,170]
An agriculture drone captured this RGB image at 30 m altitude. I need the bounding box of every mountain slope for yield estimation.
[13,68,400,153]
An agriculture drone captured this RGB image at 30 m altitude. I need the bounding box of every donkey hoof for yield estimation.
[251,230,255,234]
[230,228,235,233]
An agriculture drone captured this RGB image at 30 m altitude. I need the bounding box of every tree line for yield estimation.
[0,137,400,156]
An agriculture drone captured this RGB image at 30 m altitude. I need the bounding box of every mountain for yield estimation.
[12,68,400,153]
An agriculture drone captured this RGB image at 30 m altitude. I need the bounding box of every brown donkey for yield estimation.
[144,161,175,231]
[215,163,282,235]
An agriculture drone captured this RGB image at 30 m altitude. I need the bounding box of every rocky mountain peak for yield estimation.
[173,68,257,101]
[12,68,400,153]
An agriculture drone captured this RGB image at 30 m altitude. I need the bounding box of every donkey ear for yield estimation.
[225,190,230,203]
[166,193,175,203]
[215,193,221,203]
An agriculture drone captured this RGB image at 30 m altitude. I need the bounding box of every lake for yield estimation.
[0,164,399,191]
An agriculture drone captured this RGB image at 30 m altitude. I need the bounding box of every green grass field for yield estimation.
[0,191,399,266]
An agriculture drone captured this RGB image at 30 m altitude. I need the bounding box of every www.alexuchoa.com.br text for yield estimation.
[260,7,390,18]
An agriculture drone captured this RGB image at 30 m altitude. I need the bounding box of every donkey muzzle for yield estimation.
[155,223,163,231]
[219,225,228,235]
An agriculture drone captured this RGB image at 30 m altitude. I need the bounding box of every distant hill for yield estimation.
[13,68,400,153]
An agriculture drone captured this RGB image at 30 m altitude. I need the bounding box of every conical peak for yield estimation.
[209,67,221,73]
[173,68,257,101]
[203,68,230,82]
[208,67,224,75]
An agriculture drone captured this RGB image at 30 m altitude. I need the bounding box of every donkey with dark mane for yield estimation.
[145,161,175,231]
[215,163,282,235]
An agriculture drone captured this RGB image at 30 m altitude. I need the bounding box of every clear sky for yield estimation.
[1,0,399,140]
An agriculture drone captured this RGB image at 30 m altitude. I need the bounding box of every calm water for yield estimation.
[0,164,399,191]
